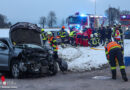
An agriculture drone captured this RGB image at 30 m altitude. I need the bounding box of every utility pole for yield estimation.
[95,0,96,15]
[109,4,111,26]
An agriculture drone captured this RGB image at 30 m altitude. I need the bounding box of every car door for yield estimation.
[0,41,9,70]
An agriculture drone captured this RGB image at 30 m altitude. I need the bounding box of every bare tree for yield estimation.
[47,11,57,28]
[105,7,120,26]
[39,16,46,28]
[0,14,11,28]
[61,19,65,26]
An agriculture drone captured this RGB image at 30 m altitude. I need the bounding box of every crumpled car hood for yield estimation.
[10,22,42,46]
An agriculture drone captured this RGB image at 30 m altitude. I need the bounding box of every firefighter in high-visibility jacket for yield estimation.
[113,26,123,45]
[59,26,66,46]
[47,31,59,60]
[69,29,76,45]
[89,34,98,47]
[105,41,128,81]
[41,29,47,44]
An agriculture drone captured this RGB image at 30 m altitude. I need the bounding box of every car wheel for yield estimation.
[11,61,22,78]
[49,62,58,76]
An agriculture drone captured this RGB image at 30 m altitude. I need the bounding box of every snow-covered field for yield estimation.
[0,28,130,72]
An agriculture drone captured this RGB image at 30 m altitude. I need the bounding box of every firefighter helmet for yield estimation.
[62,26,65,29]
[41,29,44,32]
[90,34,93,38]
[94,33,98,37]
[47,31,52,36]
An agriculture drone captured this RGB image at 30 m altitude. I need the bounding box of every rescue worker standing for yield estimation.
[114,25,123,45]
[47,31,59,61]
[101,27,106,46]
[59,26,66,46]
[47,31,68,72]
[105,41,128,81]
[69,28,76,45]
[41,29,47,44]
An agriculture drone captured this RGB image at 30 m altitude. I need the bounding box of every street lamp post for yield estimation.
[95,0,96,15]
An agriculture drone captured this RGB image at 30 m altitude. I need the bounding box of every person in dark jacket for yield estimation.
[100,27,106,46]
[106,26,112,42]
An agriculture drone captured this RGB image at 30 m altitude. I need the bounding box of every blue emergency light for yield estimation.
[80,14,87,17]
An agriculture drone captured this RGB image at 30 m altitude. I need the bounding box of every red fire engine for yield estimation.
[67,12,107,46]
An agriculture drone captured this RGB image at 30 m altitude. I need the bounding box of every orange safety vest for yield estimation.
[48,37,58,50]
[107,41,121,53]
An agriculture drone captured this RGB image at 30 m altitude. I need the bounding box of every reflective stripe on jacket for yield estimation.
[107,41,121,53]
[69,31,76,37]
[41,33,47,40]
[48,37,58,52]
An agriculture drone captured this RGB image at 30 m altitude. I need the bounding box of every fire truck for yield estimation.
[67,12,107,46]
[67,12,107,31]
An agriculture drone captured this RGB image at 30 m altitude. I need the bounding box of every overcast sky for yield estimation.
[0,0,130,24]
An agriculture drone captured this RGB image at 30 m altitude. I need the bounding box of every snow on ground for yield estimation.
[59,46,107,71]
[0,29,130,71]
[124,39,130,56]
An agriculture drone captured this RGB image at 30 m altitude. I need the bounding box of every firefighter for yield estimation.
[47,31,59,60]
[112,25,116,40]
[59,26,66,47]
[82,28,89,47]
[41,29,47,44]
[97,27,102,45]
[47,31,68,72]
[94,33,99,46]
[89,34,98,47]
[105,41,128,81]
[113,26,123,45]
[69,28,76,46]
[100,27,106,46]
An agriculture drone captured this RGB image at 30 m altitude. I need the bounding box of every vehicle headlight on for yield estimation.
[76,25,81,30]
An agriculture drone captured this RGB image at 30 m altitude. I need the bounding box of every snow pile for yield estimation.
[59,46,107,71]
[124,39,130,56]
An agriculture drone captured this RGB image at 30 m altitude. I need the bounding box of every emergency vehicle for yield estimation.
[67,12,107,31]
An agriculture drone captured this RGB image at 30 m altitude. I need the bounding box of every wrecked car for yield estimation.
[0,22,58,78]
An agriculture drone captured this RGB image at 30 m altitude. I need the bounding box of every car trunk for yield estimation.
[10,22,42,46]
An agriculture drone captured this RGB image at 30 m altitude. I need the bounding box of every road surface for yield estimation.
[0,67,130,90]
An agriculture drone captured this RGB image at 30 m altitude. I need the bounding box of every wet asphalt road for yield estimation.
[0,67,130,90]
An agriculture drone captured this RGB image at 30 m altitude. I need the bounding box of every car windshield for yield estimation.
[15,44,43,49]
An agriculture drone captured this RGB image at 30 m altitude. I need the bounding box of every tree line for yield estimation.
[0,8,130,28]
[105,6,130,26]
[39,11,65,28]
[0,14,11,28]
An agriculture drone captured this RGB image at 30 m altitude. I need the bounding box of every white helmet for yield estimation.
[90,34,93,38]
[47,31,52,36]
[94,33,98,37]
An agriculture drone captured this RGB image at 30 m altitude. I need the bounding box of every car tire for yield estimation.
[11,60,22,78]
[49,62,58,76]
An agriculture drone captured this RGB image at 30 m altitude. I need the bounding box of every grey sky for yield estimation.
[0,0,130,24]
